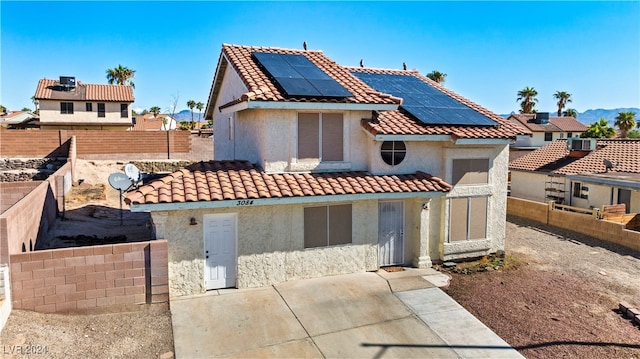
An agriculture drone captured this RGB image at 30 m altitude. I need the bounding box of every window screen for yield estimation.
[298,113,343,162]
[449,196,488,242]
[97,103,106,118]
[304,204,352,248]
[86,103,93,112]
[60,102,74,114]
[120,104,128,118]
[452,159,489,185]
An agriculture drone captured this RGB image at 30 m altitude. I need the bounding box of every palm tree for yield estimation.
[517,86,538,114]
[553,91,572,117]
[614,111,637,138]
[150,106,161,118]
[563,108,578,118]
[187,100,196,129]
[426,70,447,84]
[196,102,204,122]
[106,65,136,88]
[582,118,616,138]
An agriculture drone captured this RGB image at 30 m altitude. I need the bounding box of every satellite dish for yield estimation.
[108,172,132,191]
[603,159,614,172]
[124,163,141,183]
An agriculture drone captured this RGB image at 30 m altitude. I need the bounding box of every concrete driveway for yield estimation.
[171,269,523,358]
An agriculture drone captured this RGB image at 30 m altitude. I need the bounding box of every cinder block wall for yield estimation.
[0,128,195,160]
[506,197,548,223]
[0,182,40,213]
[507,197,640,252]
[9,240,168,313]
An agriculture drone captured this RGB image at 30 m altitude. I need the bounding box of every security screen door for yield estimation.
[379,201,404,266]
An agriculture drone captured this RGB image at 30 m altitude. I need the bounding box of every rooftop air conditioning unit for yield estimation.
[567,138,596,151]
[59,76,76,88]
[533,112,550,124]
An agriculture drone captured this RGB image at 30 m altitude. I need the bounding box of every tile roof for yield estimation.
[509,139,640,175]
[34,78,134,102]
[213,44,401,109]
[350,68,530,139]
[125,161,452,205]
[508,114,587,133]
[131,114,166,131]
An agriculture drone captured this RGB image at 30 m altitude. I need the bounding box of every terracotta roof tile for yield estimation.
[509,139,640,174]
[34,79,134,102]
[508,114,587,133]
[349,68,530,139]
[125,161,452,205]
[218,44,399,108]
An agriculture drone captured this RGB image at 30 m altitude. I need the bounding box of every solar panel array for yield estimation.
[252,52,353,98]
[352,72,497,127]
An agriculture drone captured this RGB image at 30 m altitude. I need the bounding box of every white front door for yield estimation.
[204,213,237,290]
[379,201,404,266]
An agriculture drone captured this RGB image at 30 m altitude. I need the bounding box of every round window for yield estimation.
[380,141,406,166]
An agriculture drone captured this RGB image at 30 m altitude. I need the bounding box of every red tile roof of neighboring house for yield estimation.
[34,79,134,102]
[509,139,640,174]
[215,44,401,108]
[508,114,587,133]
[131,114,167,131]
[350,68,530,139]
[125,161,452,205]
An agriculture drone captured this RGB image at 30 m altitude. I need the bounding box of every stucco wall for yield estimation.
[39,100,131,124]
[154,197,444,297]
[213,65,249,161]
[510,171,552,203]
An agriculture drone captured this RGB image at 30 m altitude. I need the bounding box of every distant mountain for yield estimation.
[576,108,639,125]
[501,108,639,125]
[171,109,206,122]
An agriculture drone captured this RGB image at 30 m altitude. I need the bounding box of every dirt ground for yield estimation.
[444,216,640,359]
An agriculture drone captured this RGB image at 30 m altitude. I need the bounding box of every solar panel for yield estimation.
[253,52,352,98]
[352,72,497,127]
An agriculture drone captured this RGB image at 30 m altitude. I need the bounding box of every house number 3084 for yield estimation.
[236,200,254,206]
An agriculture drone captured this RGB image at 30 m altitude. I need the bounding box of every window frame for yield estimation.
[86,103,93,112]
[120,104,128,118]
[303,204,352,248]
[452,158,489,185]
[97,103,106,118]
[60,102,74,114]
[380,141,407,166]
[544,132,553,141]
[297,112,344,162]
[448,196,488,242]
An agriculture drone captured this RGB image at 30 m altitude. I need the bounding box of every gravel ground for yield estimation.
[0,304,173,359]
[445,215,640,359]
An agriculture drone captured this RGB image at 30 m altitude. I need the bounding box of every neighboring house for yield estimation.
[125,44,528,297]
[509,138,640,212]
[34,77,134,130]
[131,113,177,131]
[507,113,587,161]
[0,111,38,128]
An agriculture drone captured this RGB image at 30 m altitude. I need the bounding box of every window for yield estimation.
[86,103,93,112]
[298,113,343,162]
[573,182,588,199]
[567,132,573,138]
[452,159,489,185]
[304,204,352,248]
[544,132,553,141]
[449,197,488,242]
[572,182,581,197]
[120,104,128,118]
[97,103,105,117]
[560,133,565,139]
[380,141,406,166]
[60,102,73,114]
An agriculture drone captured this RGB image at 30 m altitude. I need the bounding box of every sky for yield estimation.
[2,1,639,116]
